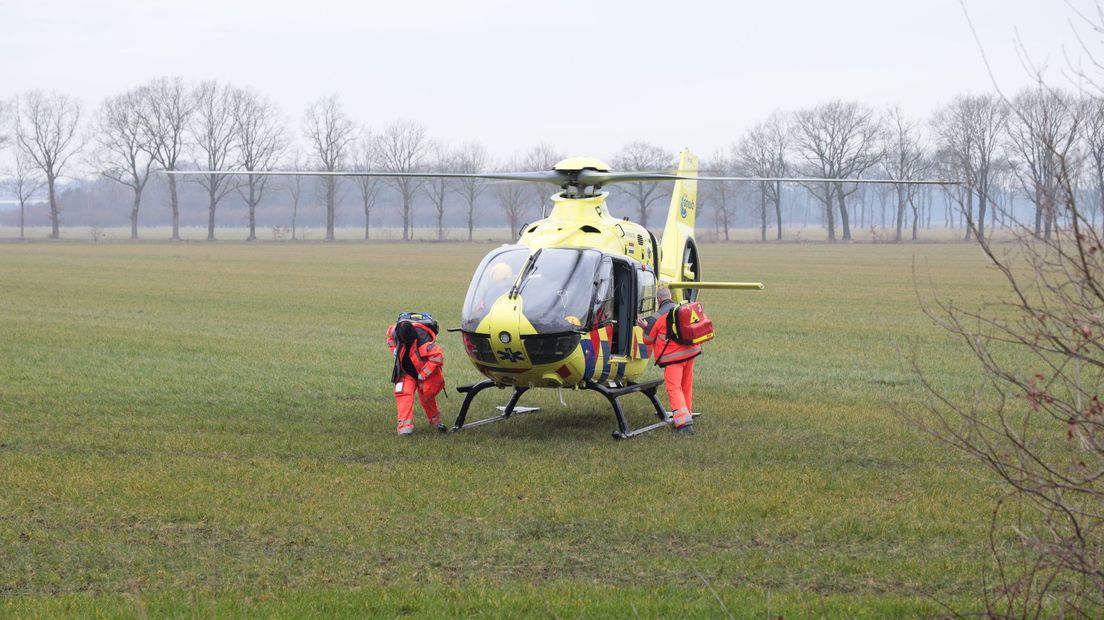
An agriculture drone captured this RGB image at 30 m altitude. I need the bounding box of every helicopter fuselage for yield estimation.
[459,192,661,389]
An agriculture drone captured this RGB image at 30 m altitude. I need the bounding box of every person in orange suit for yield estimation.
[639,287,702,434]
[386,318,446,436]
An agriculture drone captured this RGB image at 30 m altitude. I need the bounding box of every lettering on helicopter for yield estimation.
[679,195,694,218]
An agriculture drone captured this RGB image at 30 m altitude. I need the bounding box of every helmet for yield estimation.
[487,259,512,281]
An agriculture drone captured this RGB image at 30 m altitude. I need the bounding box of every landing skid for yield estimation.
[450,378,693,439]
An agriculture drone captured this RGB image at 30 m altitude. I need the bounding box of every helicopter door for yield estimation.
[609,258,637,357]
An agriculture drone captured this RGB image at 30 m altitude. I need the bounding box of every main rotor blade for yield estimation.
[164,169,566,184]
[165,169,957,186]
[585,170,957,186]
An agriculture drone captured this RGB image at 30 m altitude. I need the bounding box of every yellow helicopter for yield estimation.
[449,150,763,439]
[171,149,948,439]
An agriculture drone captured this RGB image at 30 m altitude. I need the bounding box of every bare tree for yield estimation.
[523,142,563,217]
[735,112,788,241]
[1006,87,1084,240]
[453,141,489,241]
[880,106,929,242]
[95,89,154,239]
[13,91,83,239]
[232,88,286,241]
[906,8,1104,614]
[136,77,194,241]
[792,101,881,241]
[352,130,383,240]
[700,149,738,241]
[933,93,1009,241]
[303,94,355,241]
[3,150,45,240]
[496,158,528,239]
[423,141,457,241]
[190,81,239,241]
[284,148,308,241]
[911,164,1104,617]
[378,119,430,241]
[609,141,674,229]
[1084,96,1104,229]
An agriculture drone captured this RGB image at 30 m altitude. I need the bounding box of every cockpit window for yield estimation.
[461,246,606,334]
[592,257,614,328]
[517,248,604,333]
[461,246,530,331]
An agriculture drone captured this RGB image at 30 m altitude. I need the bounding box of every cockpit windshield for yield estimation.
[517,248,603,333]
[461,246,605,333]
[461,246,530,332]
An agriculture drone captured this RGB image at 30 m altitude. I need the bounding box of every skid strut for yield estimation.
[586,379,667,440]
[452,382,540,432]
[450,378,693,439]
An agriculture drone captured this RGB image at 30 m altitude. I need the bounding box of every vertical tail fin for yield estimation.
[658,149,699,296]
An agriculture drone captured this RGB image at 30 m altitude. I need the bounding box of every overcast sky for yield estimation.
[0,0,1093,162]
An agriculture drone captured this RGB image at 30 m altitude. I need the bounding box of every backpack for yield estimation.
[666,301,714,346]
[396,311,439,336]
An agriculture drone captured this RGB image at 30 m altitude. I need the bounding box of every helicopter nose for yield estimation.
[485,297,528,367]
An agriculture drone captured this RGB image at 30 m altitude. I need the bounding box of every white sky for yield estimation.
[0,0,1094,161]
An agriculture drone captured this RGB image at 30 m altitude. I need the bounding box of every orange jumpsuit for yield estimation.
[386,322,445,434]
[643,302,702,429]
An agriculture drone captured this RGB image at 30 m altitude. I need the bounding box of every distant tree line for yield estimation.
[1,79,1101,242]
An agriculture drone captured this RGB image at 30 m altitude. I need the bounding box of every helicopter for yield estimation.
[448,150,760,439]
[170,150,949,439]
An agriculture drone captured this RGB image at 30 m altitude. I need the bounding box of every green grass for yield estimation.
[0,241,1014,617]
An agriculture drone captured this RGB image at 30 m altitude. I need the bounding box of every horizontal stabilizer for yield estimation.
[667,281,764,291]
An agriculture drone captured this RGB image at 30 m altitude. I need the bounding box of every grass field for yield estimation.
[0,241,1014,617]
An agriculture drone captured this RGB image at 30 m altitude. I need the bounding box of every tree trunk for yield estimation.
[774,181,783,240]
[836,184,851,241]
[437,209,444,242]
[246,179,257,242]
[1034,186,1043,238]
[363,200,371,240]
[977,183,988,242]
[19,200,26,240]
[292,200,299,241]
[207,186,217,241]
[47,176,59,239]
[963,190,975,241]
[402,190,412,241]
[169,175,180,241]
[130,193,141,240]
[468,203,474,242]
[759,189,767,242]
[895,186,905,242]
[326,178,336,241]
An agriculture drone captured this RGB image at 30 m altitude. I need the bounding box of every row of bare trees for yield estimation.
[694,90,1104,244]
[4,80,1104,244]
[0,82,582,241]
